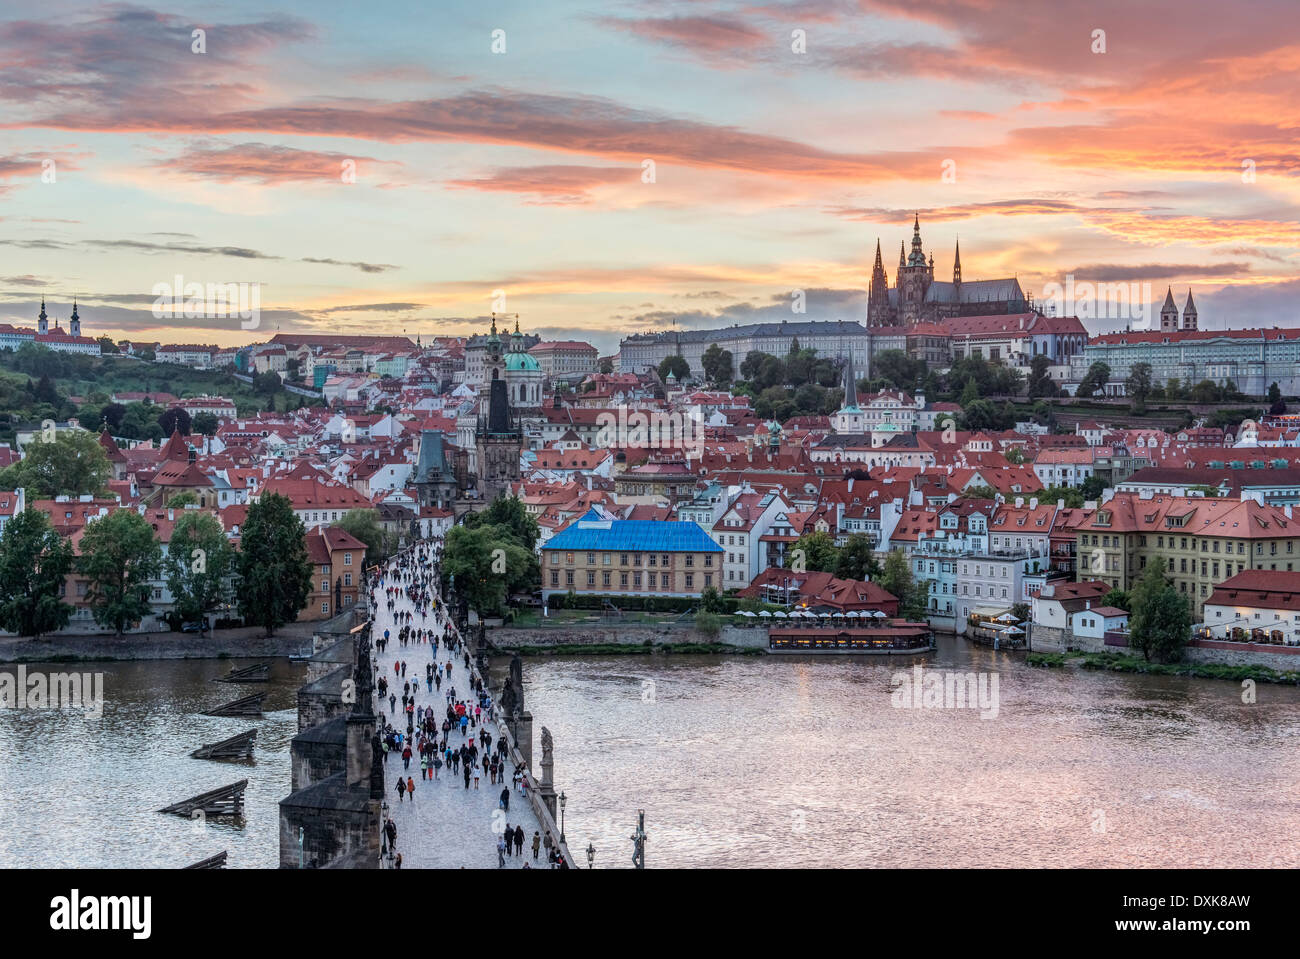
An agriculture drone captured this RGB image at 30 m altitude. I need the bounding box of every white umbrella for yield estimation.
[1005,625,1024,635]
[757,610,772,618]
[831,612,845,620]
[773,610,788,619]
[995,612,1017,623]
[738,610,757,618]
[873,610,887,619]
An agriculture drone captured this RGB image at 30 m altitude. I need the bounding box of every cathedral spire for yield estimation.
[907,212,927,267]
[38,297,48,336]
[953,237,962,286]
[873,238,883,270]
[898,242,905,270]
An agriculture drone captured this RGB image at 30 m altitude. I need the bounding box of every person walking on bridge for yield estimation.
[396,777,406,803]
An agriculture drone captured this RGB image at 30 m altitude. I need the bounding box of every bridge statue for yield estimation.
[538,726,557,821]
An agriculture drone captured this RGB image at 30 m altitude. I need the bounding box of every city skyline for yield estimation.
[1,1,1297,353]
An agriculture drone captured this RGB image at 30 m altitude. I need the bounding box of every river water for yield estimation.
[0,658,303,869]
[507,638,1300,869]
[2,641,1298,868]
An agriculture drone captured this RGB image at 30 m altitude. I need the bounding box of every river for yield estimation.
[0,658,303,869]
[506,638,1300,868]
[2,641,1297,868]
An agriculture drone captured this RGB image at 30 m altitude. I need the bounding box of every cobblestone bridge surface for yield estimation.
[371,570,545,869]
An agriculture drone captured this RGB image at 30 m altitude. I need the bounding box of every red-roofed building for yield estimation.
[302,526,367,620]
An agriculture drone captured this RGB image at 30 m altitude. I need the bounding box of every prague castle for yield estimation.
[867,214,1028,327]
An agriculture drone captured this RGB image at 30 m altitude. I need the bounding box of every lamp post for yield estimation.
[586,842,595,869]
[558,791,567,844]
[630,809,647,869]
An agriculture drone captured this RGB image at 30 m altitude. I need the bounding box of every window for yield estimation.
[587,571,595,586]
[550,570,559,586]
[685,555,694,567]
[705,555,714,567]
[685,574,694,589]
[343,553,352,566]
[661,574,669,588]
[321,579,329,593]
[321,602,329,615]
[602,571,611,587]
[344,573,352,587]
[565,570,574,586]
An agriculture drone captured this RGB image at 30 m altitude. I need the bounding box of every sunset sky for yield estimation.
[1,0,1297,353]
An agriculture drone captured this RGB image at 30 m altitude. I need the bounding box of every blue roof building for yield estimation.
[541,514,723,600]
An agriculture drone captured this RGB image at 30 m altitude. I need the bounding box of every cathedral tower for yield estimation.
[38,298,48,336]
[1182,290,1198,331]
[1159,287,1179,333]
[70,299,80,338]
[868,239,891,326]
[896,213,935,324]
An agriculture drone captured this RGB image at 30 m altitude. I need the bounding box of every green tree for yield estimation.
[1125,362,1153,412]
[1076,361,1111,399]
[192,411,219,436]
[237,493,313,636]
[253,371,282,397]
[100,402,127,432]
[463,495,540,552]
[1005,446,1026,465]
[792,530,839,573]
[0,430,112,498]
[0,510,73,638]
[877,549,928,621]
[657,355,690,383]
[1027,354,1054,398]
[1080,475,1106,501]
[334,509,394,564]
[700,344,734,387]
[598,357,613,374]
[165,491,199,509]
[442,524,538,617]
[79,509,162,637]
[834,534,882,582]
[699,585,725,614]
[694,610,722,638]
[961,484,998,500]
[1101,588,1131,612]
[165,511,234,633]
[959,379,979,407]
[871,350,926,392]
[1127,557,1191,663]
[158,407,192,437]
[1267,382,1286,416]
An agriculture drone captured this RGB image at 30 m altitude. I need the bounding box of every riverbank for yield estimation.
[0,623,316,663]
[498,640,766,657]
[1028,650,1300,684]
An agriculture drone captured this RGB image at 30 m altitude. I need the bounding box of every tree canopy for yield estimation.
[0,510,73,638]
[0,430,112,499]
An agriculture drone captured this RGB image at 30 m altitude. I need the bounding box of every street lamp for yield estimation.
[559,792,567,844]
[586,842,595,868]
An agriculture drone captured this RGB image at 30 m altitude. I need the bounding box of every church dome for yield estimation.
[505,352,541,372]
